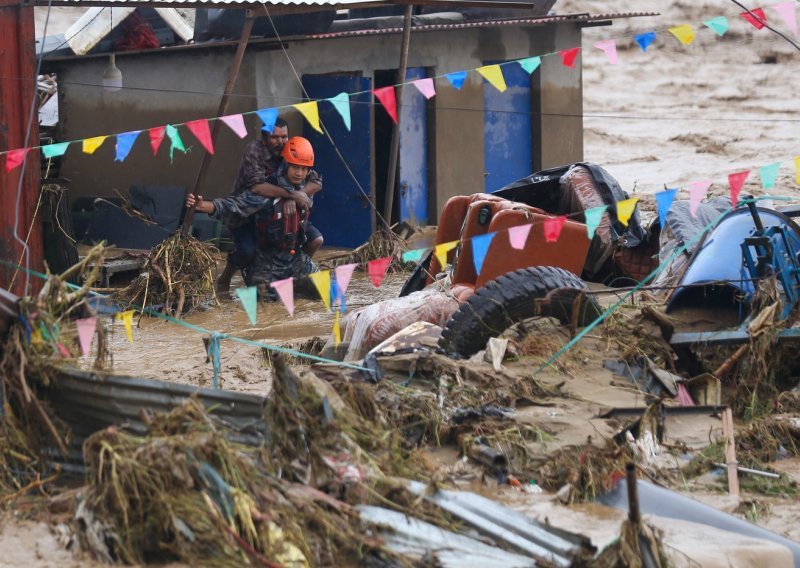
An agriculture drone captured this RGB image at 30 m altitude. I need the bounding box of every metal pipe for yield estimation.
[181,12,256,236]
[713,463,780,479]
[467,443,508,470]
[382,4,413,228]
[625,463,640,525]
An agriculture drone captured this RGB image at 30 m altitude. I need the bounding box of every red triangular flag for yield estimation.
[560,47,581,68]
[544,216,567,243]
[368,256,391,287]
[373,87,398,124]
[728,170,750,208]
[149,126,166,156]
[740,8,766,29]
[4,148,28,173]
[185,119,214,154]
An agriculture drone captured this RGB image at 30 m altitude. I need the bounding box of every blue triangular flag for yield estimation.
[517,56,541,74]
[115,130,140,162]
[703,16,729,37]
[330,278,347,314]
[328,92,351,131]
[256,108,279,133]
[656,188,678,228]
[445,71,467,90]
[472,232,496,276]
[634,32,657,52]
[235,286,258,325]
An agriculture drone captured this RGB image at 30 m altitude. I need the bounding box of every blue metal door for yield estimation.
[483,61,532,192]
[398,67,428,224]
[302,75,373,248]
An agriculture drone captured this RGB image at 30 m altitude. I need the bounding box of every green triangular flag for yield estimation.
[703,16,728,37]
[328,92,351,131]
[42,141,70,159]
[584,205,607,240]
[401,248,427,263]
[165,124,186,161]
[235,286,258,325]
[759,162,780,189]
[518,56,541,74]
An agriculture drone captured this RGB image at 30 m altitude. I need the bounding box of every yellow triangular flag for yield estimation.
[434,240,458,268]
[669,24,695,46]
[795,156,800,185]
[82,136,108,155]
[616,198,640,227]
[31,328,43,344]
[476,65,507,92]
[293,101,323,133]
[333,310,341,346]
[309,270,331,310]
[116,309,135,343]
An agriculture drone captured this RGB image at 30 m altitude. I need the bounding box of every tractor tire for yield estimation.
[439,266,603,357]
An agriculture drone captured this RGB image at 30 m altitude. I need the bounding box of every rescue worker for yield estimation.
[187,136,322,299]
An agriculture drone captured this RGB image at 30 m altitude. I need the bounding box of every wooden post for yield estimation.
[181,12,256,236]
[722,407,739,496]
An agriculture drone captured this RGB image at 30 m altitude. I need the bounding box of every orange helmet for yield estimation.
[281,136,314,167]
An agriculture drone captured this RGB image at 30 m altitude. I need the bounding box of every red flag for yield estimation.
[544,215,567,243]
[186,119,214,154]
[560,47,581,68]
[149,126,166,156]
[728,170,750,208]
[4,148,28,173]
[373,87,398,124]
[368,256,391,287]
[740,8,766,29]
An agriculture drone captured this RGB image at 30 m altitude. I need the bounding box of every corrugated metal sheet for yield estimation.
[37,0,407,6]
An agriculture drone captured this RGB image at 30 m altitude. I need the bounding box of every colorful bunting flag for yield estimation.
[445,71,467,90]
[116,310,135,343]
[411,78,436,99]
[669,24,696,45]
[477,65,507,92]
[741,8,767,29]
[544,216,567,243]
[75,316,97,357]
[220,114,248,139]
[149,126,166,156]
[333,310,341,346]
[401,248,427,263]
[559,47,581,68]
[42,142,69,159]
[517,56,541,74]
[472,232,495,276]
[270,277,295,317]
[728,170,750,208]
[368,257,391,287]
[186,119,214,154]
[795,156,800,185]
[584,206,607,239]
[206,332,222,389]
[772,2,798,35]
[593,39,618,64]
[616,198,639,227]
[759,162,780,189]
[57,343,71,358]
[330,278,345,313]
[5,148,27,172]
[373,87,398,124]
[165,124,186,161]
[689,180,712,217]
[82,136,107,155]
[634,32,657,52]
[328,93,351,130]
[434,240,458,268]
[703,16,729,36]
[115,131,140,162]
[294,101,323,133]
[309,270,332,310]
[334,263,357,295]
[508,224,532,250]
[656,189,678,227]
[235,286,258,325]
[256,108,279,133]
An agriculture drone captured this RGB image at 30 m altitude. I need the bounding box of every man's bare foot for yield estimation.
[215,263,236,298]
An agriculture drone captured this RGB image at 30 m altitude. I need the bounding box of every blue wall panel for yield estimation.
[398,67,429,224]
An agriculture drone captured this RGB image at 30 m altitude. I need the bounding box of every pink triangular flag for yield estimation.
[5,148,28,173]
[57,343,72,358]
[411,78,436,99]
[593,39,618,64]
[688,180,712,217]
[270,277,295,317]
[75,316,98,357]
[741,8,767,29]
[772,2,797,35]
[544,216,567,243]
[373,87,398,124]
[334,263,357,295]
[728,170,750,208]
[368,257,391,287]
[149,126,166,156]
[185,119,214,154]
[220,114,248,139]
[560,47,581,68]
[508,224,532,250]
